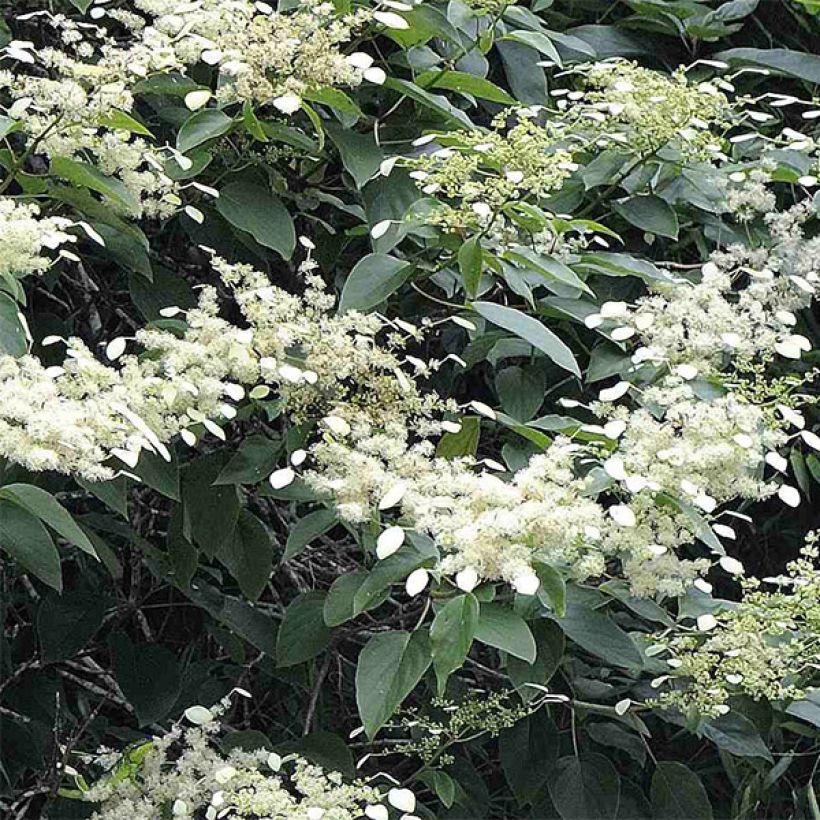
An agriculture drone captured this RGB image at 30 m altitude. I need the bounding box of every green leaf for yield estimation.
[383,77,473,128]
[353,536,438,615]
[508,620,564,702]
[181,454,240,557]
[130,449,180,500]
[356,630,432,738]
[496,366,545,422]
[96,109,153,137]
[220,510,274,602]
[50,156,140,216]
[474,603,536,662]
[549,754,621,820]
[216,181,295,260]
[176,108,233,153]
[500,30,562,65]
[423,71,516,105]
[186,582,278,656]
[714,47,820,84]
[612,195,679,239]
[0,293,26,356]
[430,593,479,695]
[214,435,282,485]
[276,592,331,667]
[458,237,484,298]
[77,475,129,518]
[323,572,385,626]
[0,484,96,557]
[284,508,339,561]
[0,500,61,591]
[109,633,181,726]
[339,254,411,313]
[473,301,581,378]
[504,248,592,295]
[303,87,363,119]
[325,123,383,189]
[535,562,566,616]
[556,603,643,669]
[436,416,481,459]
[700,712,773,761]
[500,711,559,805]
[651,762,713,820]
[37,590,106,663]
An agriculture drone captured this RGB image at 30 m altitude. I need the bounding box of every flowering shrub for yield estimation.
[1,1,820,819]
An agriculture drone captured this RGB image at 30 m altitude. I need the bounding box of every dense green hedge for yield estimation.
[1,1,820,818]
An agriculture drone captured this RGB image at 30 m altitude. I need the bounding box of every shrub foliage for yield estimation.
[1,0,820,818]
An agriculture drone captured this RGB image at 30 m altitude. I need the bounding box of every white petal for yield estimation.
[470,400,496,419]
[112,448,140,469]
[603,420,627,439]
[273,92,302,115]
[184,90,212,110]
[778,404,805,429]
[765,451,788,472]
[376,526,405,559]
[693,578,713,594]
[603,457,628,481]
[778,484,800,507]
[370,219,392,239]
[388,788,416,813]
[267,752,282,771]
[105,337,127,360]
[373,10,409,28]
[775,339,803,359]
[697,613,718,631]
[615,698,631,715]
[291,449,307,466]
[324,415,351,437]
[719,555,744,575]
[363,67,387,85]
[269,467,295,489]
[598,381,631,402]
[513,571,540,596]
[455,566,479,592]
[347,51,374,69]
[676,364,698,381]
[184,705,214,725]
[713,524,736,540]
[405,568,429,597]
[801,430,820,451]
[307,809,325,820]
[609,504,636,527]
[379,482,407,510]
[364,806,389,820]
[610,326,635,341]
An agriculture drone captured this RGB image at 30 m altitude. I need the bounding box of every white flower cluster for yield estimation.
[86,0,374,111]
[0,199,76,280]
[596,219,816,374]
[0,252,439,482]
[81,697,408,820]
[0,63,179,220]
